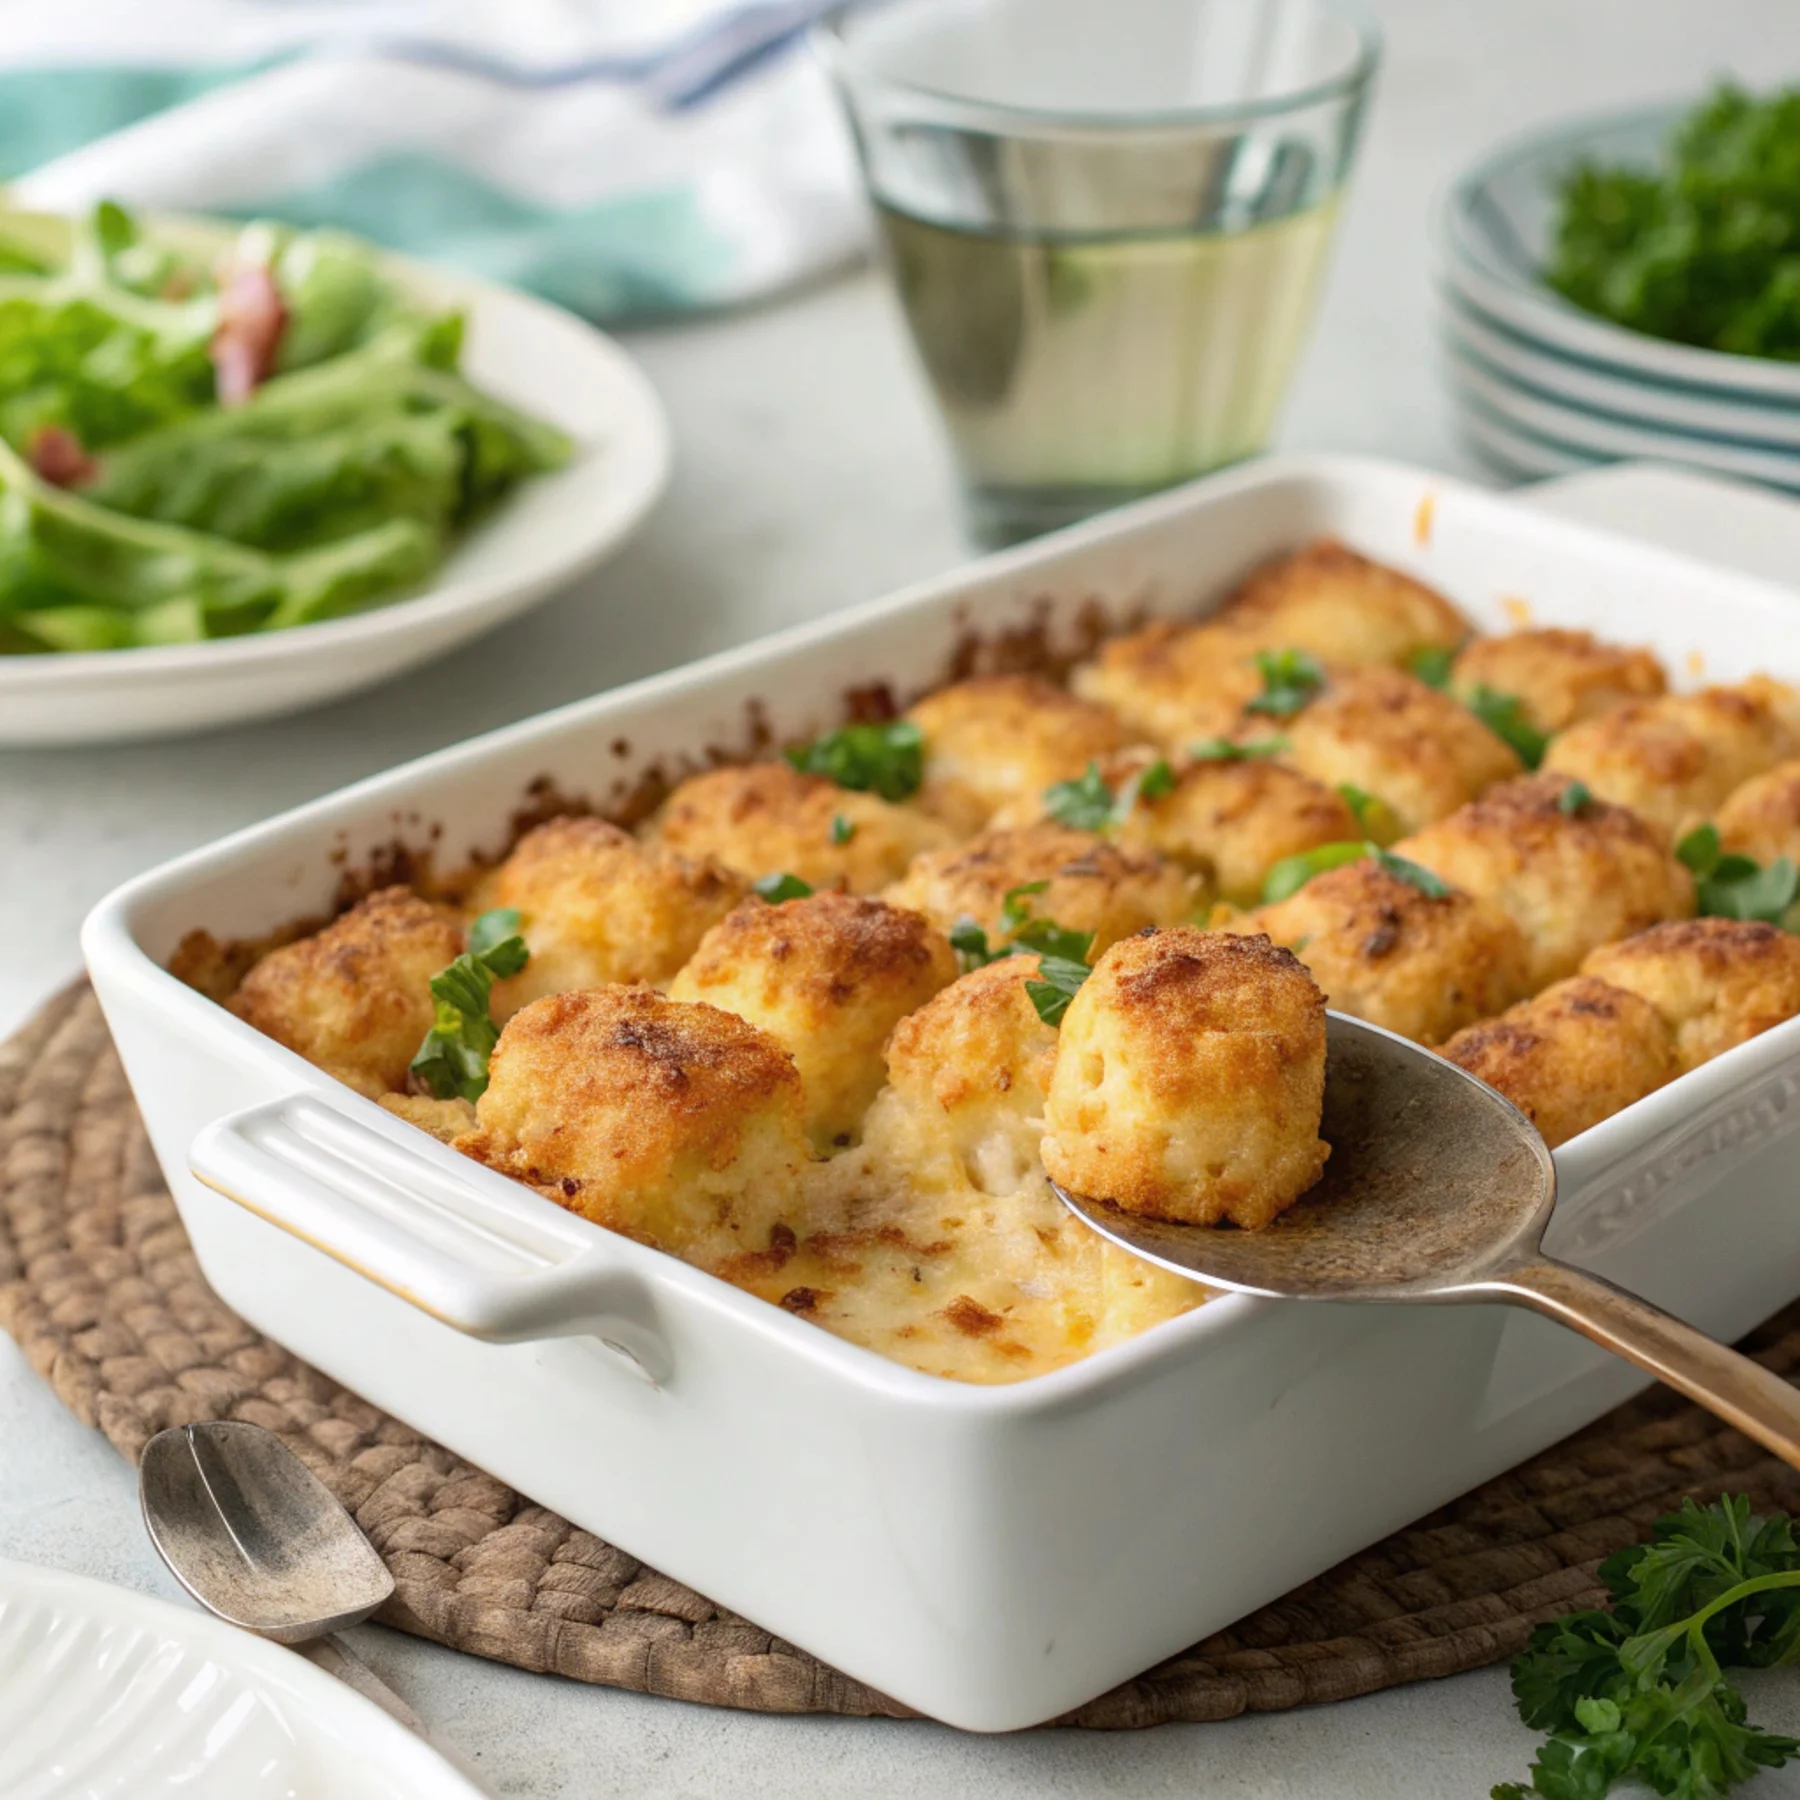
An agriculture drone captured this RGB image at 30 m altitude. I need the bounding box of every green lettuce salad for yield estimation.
[0,202,571,654]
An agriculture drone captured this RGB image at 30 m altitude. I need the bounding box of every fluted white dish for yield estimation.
[0,1558,483,1797]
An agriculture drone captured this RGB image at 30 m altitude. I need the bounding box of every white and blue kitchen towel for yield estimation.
[0,1,868,320]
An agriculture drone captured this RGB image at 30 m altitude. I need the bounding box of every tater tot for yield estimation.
[885,823,1203,956]
[1070,618,1266,747]
[1441,974,1678,1149]
[1715,758,1800,866]
[1580,918,1800,1074]
[232,887,464,1097]
[1450,628,1666,736]
[484,816,744,1016]
[1543,686,1800,844]
[907,675,1131,832]
[1275,664,1523,834]
[668,890,956,1150]
[1246,857,1533,1045]
[873,953,1061,1195]
[1109,749,1362,907]
[457,987,809,1267]
[646,762,954,893]
[1042,928,1329,1228]
[1215,538,1471,669]
[1394,774,1695,991]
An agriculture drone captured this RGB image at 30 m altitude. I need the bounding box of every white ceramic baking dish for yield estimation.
[82,455,1800,1732]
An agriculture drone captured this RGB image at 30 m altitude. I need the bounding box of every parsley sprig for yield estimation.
[1677,824,1800,925]
[1468,685,1550,768]
[949,881,1095,1026]
[1246,647,1326,718]
[1260,841,1450,906]
[1409,644,1457,689]
[1042,758,1175,832]
[785,719,923,801]
[409,907,530,1102]
[753,870,814,903]
[1494,1495,1800,1800]
[1558,780,1594,816]
[1190,735,1289,762]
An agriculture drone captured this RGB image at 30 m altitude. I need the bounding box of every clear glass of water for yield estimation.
[818,0,1379,544]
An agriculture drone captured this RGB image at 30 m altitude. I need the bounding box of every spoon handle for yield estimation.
[1475,1256,1800,1472]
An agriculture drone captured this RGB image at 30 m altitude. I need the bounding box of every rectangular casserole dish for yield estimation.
[82,454,1800,1732]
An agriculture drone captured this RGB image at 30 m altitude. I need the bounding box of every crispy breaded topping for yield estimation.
[459,986,809,1267]
[1042,927,1329,1229]
[1247,857,1532,1046]
[908,674,1130,832]
[486,814,744,1015]
[669,890,955,1150]
[1581,917,1800,1073]
[1273,663,1523,833]
[1442,974,1677,1149]
[647,761,954,893]
[885,822,1203,957]
[1716,758,1800,865]
[1544,685,1800,843]
[1216,537,1471,666]
[1394,773,1694,990]
[231,887,464,1097]
[1450,627,1666,735]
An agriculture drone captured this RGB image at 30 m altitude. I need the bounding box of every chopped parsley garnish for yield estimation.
[1557,780,1594,816]
[1337,782,1394,838]
[1546,84,1800,360]
[1245,647,1326,718]
[753,871,814,903]
[1370,845,1451,898]
[1190,735,1289,761]
[1260,840,1369,905]
[785,719,923,801]
[1676,823,1800,924]
[1408,644,1456,689]
[830,813,856,846]
[409,908,530,1102]
[1467,685,1550,768]
[1260,841,1449,905]
[1042,758,1175,831]
[948,881,1095,1025]
[1493,1495,1800,1800]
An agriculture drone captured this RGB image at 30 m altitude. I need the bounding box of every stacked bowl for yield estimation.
[1437,104,1800,489]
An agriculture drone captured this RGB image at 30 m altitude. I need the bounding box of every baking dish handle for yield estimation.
[188,1094,673,1382]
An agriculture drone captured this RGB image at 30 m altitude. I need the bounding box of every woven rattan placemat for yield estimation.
[6,983,1800,1728]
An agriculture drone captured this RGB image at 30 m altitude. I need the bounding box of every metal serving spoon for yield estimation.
[140,1421,423,1730]
[1055,1013,1800,1471]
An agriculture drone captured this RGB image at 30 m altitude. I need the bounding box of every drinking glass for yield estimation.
[818,0,1379,543]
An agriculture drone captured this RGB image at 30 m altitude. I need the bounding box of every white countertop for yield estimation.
[8,1,1800,1793]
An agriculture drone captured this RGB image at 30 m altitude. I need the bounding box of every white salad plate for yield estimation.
[0,209,671,748]
[0,1558,484,1798]
[82,455,1800,1731]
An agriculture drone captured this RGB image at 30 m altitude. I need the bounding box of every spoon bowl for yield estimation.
[1056,1012,1800,1472]
[140,1420,394,1645]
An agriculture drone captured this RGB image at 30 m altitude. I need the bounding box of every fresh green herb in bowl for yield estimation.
[1546,84,1800,360]
[0,202,571,653]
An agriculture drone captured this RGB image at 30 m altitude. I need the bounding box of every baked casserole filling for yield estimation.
[181,540,1800,1383]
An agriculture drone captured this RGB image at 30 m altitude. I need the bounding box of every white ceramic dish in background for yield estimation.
[1446,295,1800,451]
[1439,101,1800,406]
[0,208,671,748]
[1452,403,1598,483]
[83,455,1800,1732]
[0,1558,484,1797]
[1445,344,1800,491]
